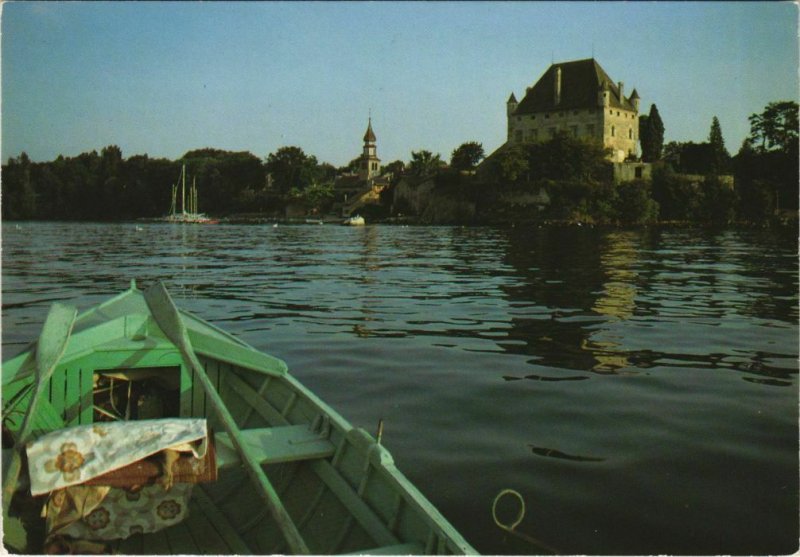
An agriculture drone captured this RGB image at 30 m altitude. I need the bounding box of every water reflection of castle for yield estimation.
[494,228,639,374]
[585,232,639,372]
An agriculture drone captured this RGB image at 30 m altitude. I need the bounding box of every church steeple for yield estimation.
[363,117,377,143]
[359,116,380,181]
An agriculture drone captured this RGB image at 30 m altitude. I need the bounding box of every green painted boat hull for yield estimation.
[2,282,477,555]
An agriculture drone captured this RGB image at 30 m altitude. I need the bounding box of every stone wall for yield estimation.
[602,107,639,162]
[612,162,652,183]
[508,108,603,144]
[392,175,475,224]
[507,105,638,162]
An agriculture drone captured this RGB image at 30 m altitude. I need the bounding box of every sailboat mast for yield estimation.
[181,164,186,215]
[192,176,197,214]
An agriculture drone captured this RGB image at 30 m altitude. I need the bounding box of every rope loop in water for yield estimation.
[492,488,560,554]
[492,488,526,532]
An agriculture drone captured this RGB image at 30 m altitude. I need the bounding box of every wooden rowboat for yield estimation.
[2,281,476,554]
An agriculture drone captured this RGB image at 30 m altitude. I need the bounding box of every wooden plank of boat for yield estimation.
[191,486,252,553]
[144,282,310,555]
[215,425,335,469]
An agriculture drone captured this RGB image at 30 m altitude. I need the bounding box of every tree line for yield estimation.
[0,135,487,221]
[2,101,796,225]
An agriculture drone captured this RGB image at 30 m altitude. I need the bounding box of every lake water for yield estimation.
[2,222,797,555]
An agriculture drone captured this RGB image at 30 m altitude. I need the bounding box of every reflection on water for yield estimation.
[593,232,639,322]
[2,222,798,555]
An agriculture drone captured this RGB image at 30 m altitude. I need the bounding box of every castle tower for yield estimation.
[507,93,518,116]
[359,117,381,182]
[630,88,640,113]
[506,93,518,140]
[597,81,610,108]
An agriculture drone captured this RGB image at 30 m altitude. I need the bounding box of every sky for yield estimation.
[1,1,797,167]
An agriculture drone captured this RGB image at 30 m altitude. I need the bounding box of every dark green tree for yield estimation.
[698,175,737,225]
[264,146,319,194]
[663,141,717,175]
[317,162,337,183]
[2,153,36,219]
[614,180,659,224]
[408,150,443,177]
[339,157,361,174]
[708,116,730,174]
[639,104,664,162]
[651,165,700,221]
[747,101,799,153]
[526,131,611,183]
[98,145,125,219]
[185,149,265,214]
[493,145,529,184]
[734,123,799,221]
[450,141,485,171]
[381,160,405,178]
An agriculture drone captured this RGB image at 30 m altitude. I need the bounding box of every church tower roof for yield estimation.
[363,118,377,143]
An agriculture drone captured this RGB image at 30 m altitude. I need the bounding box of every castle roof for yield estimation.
[507,93,518,104]
[513,58,637,115]
[363,118,376,143]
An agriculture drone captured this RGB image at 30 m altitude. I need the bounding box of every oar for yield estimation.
[144,282,310,555]
[2,303,77,515]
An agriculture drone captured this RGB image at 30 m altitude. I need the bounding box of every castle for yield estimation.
[506,58,640,162]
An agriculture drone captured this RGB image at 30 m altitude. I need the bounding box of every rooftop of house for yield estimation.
[512,58,638,115]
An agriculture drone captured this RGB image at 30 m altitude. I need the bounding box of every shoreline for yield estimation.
[6,216,796,230]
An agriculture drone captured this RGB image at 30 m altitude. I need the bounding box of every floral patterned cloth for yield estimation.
[26,418,208,496]
[45,483,194,541]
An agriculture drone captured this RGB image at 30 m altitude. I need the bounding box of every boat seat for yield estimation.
[215,425,335,469]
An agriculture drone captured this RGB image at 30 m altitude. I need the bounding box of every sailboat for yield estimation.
[164,165,219,224]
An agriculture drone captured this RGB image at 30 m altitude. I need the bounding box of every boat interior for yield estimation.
[2,286,473,555]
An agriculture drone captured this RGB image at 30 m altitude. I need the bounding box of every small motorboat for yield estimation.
[343,215,366,226]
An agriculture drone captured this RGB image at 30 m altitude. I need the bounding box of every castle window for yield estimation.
[609,110,613,115]
[611,125,616,137]
[628,128,633,139]
[545,113,550,119]
[617,111,620,116]
[530,115,536,120]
